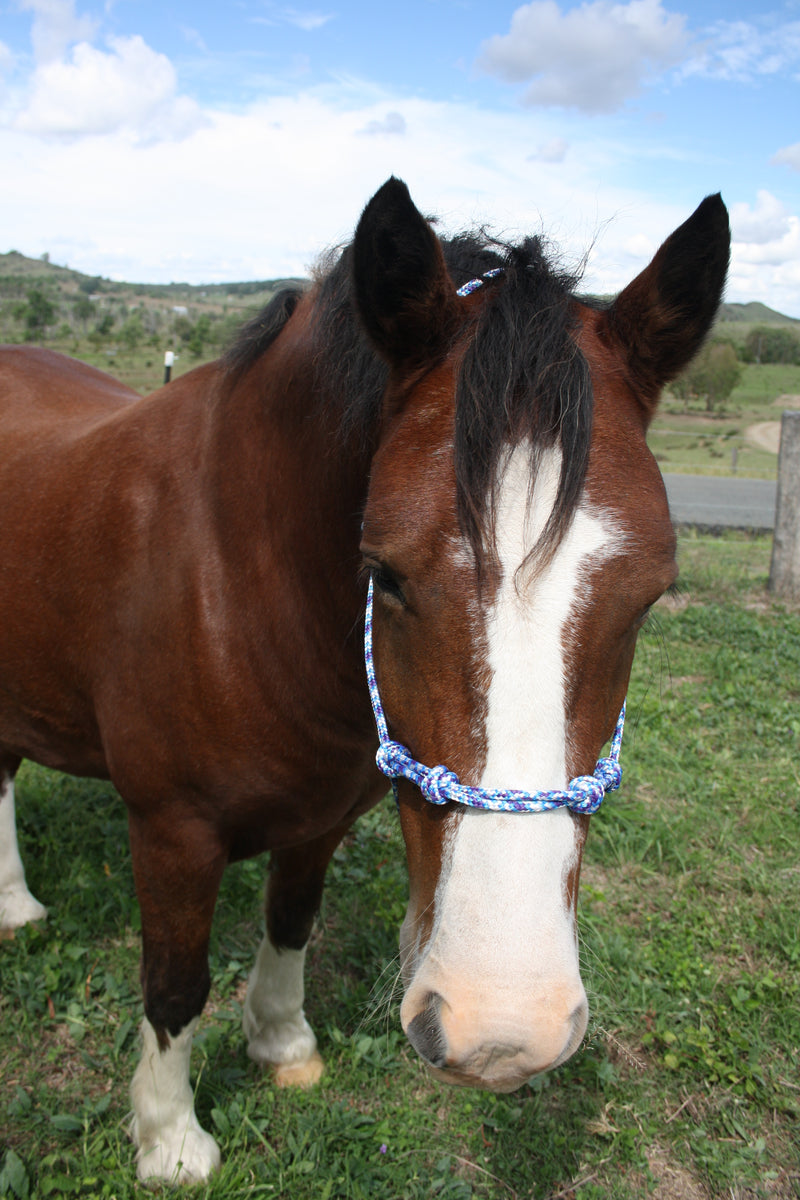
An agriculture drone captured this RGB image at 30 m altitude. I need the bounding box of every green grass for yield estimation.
[650,362,800,479]
[2,532,799,1199]
[645,425,776,478]
[728,363,800,409]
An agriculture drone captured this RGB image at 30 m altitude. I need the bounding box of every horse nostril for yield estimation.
[405,993,446,1067]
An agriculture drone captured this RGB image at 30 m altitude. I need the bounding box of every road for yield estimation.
[662,473,777,530]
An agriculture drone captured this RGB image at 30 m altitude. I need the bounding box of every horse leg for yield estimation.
[243,824,350,1087]
[127,811,227,1185]
[0,753,48,930]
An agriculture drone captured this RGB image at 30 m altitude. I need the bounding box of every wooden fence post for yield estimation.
[769,410,800,601]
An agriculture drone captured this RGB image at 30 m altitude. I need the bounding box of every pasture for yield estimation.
[3,247,800,486]
[647,362,800,480]
[1,530,798,1199]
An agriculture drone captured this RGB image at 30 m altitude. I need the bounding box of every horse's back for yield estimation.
[0,347,162,776]
[0,345,139,430]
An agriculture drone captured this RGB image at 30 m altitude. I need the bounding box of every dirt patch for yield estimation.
[646,1144,710,1200]
[745,421,781,454]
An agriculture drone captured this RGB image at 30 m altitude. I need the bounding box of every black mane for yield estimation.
[224,231,592,564]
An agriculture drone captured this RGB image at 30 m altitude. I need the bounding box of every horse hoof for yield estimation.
[134,1122,221,1185]
[273,1050,325,1089]
[0,888,47,932]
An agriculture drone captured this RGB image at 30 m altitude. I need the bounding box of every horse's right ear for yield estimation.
[353,177,459,369]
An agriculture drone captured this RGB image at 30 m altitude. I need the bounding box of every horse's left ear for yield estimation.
[600,194,730,420]
[353,177,459,369]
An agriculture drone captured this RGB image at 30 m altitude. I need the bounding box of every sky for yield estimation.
[1,0,799,315]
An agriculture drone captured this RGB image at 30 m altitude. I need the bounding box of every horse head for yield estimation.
[354,178,729,1091]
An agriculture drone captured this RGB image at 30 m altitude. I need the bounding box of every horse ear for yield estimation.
[601,194,730,421]
[353,177,459,368]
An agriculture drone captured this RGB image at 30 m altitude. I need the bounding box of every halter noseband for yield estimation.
[365,579,625,815]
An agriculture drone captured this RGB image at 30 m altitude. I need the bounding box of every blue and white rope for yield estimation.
[456,267,504,297]
[365,578,625,814]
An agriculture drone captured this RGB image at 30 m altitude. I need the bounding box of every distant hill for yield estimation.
[0,250,83,288]
[717,301,800,328]
[0,249,306,304]
[2,249,798,327]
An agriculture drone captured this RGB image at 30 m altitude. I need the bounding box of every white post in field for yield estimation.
[769,411,800,601]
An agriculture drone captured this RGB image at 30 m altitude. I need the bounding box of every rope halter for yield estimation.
[365,578,625,815]
[456,267,504,296]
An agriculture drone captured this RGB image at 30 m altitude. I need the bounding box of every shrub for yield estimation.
[672,339,742,412]
[17,287,57,341]
[743,325,800,364]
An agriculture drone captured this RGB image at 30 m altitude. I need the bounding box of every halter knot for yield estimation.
[376,740,411,779]
[421,764,460,806]
[593,757,623,793]
[563,775,605,814]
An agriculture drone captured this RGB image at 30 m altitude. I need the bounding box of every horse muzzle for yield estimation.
[400,985,589,1092]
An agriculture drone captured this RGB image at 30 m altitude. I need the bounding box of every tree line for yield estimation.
[670,324,800,412]
[3,280,799,411]
[0,282,257,362]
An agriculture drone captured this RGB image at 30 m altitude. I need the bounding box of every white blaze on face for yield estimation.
[401,444,623,1081]
[482,443,620,790]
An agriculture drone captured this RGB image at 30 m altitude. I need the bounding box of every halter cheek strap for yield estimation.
[365,578,625,815]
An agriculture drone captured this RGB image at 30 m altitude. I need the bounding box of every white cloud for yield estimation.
[0,90,648,284]
[253,8,334,31]
[20,0,96,64]
[282,9,334,32]
[2,51,799,317]
[624,232,655,258]
[772,142,800,171]
[358,111,406,136]
[681,16,800,82]
[724,191,800,315]
[477,0,689,113]
[13,34,207,139]
[730,191,792,248]
[527,137,568,163]
[181,26,209,53]
[728,249,800,315]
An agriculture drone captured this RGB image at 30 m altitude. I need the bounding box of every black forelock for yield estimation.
[446,234,593,567]
[223,230,593,565]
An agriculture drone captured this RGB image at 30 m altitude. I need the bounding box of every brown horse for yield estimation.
[0,178,729,1183]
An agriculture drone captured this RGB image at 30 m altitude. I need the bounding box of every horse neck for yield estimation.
[207,314,375,608]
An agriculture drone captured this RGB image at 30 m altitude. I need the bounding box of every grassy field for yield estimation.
[648,363,800,480]
[8,340,800,479]
[1,531,798,1199]
[12,335,799,479]
[3,249,799,480]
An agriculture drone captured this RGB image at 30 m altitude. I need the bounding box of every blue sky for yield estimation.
[1,0,799,314]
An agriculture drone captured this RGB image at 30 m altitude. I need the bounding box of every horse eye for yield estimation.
[373,565,406,605]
